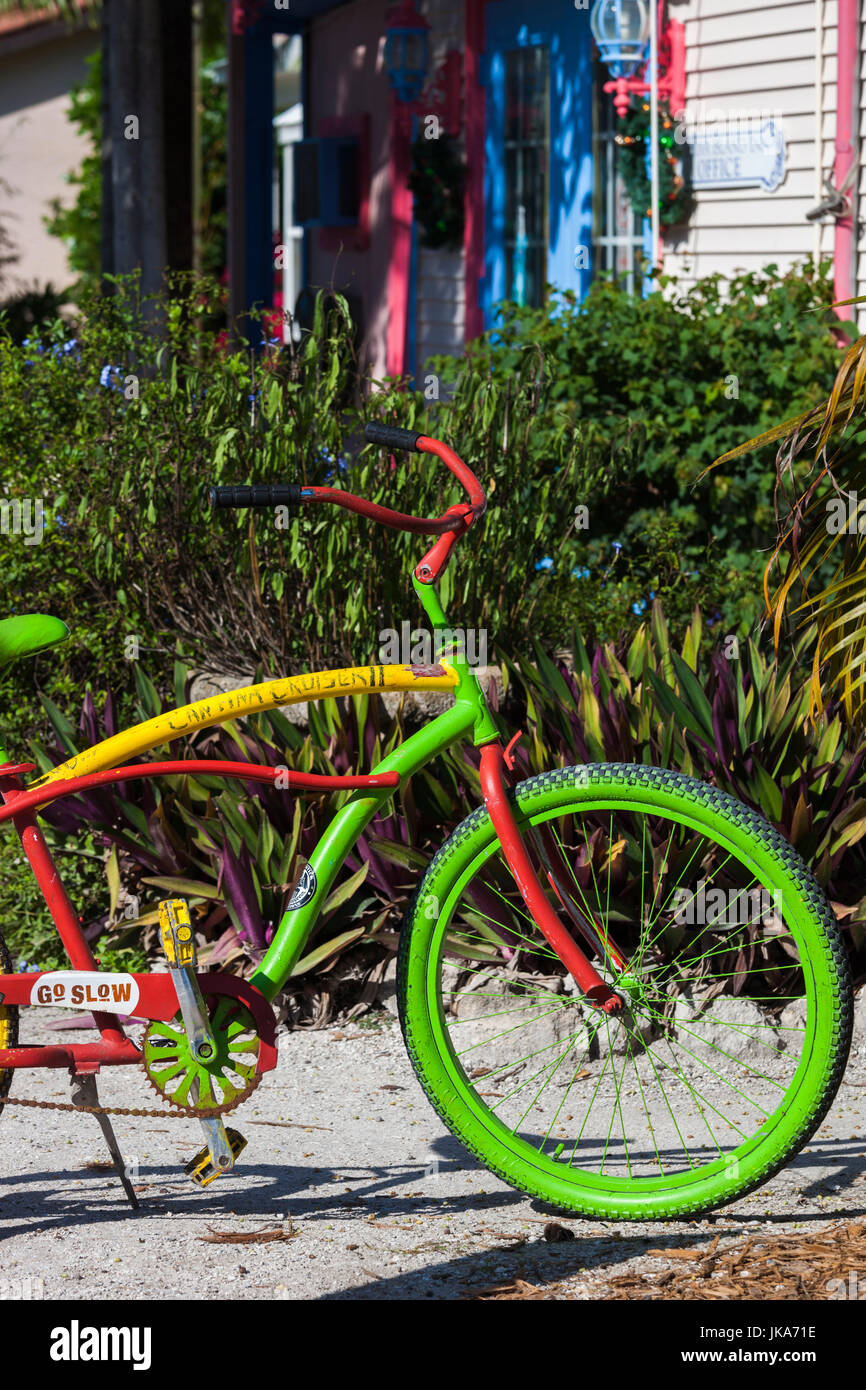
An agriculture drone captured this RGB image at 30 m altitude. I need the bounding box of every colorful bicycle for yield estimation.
[0,423,853,1219]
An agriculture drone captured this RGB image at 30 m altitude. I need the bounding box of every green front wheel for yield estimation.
[399,764,852,1221]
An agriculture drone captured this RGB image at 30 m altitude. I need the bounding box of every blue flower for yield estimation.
[50,338,79,361]
[100,363,122,389]
[648,590,656,600]
[322,452,351,481]
[611,541,623,553]
[535,556,554,572]
[572,565,590,580]
[632,599,647,615]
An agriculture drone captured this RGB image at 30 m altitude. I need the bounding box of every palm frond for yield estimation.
[707,305,866,730]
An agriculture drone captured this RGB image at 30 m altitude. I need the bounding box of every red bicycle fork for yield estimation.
[478,742,622,1014]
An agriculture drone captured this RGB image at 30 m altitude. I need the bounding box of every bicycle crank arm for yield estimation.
[157,899,219,1064]
[185,1124,247,1187]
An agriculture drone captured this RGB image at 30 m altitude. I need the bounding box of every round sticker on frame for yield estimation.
[286,862,317,911]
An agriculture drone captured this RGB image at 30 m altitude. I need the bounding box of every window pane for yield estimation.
[503,45,549,308]
[591,54,644,295]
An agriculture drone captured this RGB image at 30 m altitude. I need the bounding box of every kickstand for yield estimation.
[70,1074,140,1211]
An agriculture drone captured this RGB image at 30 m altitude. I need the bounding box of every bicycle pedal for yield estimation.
[184,1129,247,1188]
[158,897,197,967]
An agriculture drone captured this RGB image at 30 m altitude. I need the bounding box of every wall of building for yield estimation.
[0,28,96,298]
[663,0,836,292]
[855,7,866,315]
[307,0,392,379]
[413,0,465,381]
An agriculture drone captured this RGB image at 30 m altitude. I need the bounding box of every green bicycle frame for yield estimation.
[250,578,498,1000]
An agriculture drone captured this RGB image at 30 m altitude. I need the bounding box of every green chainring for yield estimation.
[142,994,261,1113]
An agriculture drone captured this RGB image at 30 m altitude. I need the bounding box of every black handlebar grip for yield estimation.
[364,422,423,452]
[209,484,303,510]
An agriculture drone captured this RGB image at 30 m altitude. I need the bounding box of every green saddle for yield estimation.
[0,615,69,670]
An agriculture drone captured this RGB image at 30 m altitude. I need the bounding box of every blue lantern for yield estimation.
[590,0,650,79]
[384,0,430,104]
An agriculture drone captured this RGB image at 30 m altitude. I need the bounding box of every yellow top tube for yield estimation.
[33,663,459,786]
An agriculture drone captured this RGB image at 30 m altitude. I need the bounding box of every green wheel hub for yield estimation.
[143,995,261,1112]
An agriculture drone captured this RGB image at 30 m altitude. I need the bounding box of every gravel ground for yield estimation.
[1,1006,865,1301]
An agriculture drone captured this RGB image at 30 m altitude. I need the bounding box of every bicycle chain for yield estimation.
[0,1066,262,1121]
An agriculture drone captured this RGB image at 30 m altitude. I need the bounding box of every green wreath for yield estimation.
[408,131,465,251]
[615,98,691,227]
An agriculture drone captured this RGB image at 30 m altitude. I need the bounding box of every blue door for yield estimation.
[480,0,594,327]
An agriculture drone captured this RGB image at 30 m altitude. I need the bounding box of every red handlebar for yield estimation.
[298,432,486,584]
[417,436,487,517]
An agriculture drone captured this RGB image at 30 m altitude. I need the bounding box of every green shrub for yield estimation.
[431,260,850,642]
[0,260,847,759]
[0,275,657,750]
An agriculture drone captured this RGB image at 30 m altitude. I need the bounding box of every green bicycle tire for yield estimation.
[398,764,852,1221]
[0,927,18,1116]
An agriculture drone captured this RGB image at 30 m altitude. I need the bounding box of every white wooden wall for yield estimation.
[663,0,837,292]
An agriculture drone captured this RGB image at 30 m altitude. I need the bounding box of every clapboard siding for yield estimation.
[693,4,829,43]
[691,0,825,19]
[687,61,833,97]
[687,194,832,223]
[664,0,837,297]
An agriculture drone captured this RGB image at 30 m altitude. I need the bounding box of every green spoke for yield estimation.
[644,1027,777,1118]
[638,1033,700,1170]
[654,1032,732,1158]
[630,1047,665,1174]
[660,1056,752,1149]
[543,823,612,957]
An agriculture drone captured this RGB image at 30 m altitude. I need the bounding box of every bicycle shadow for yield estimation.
[1,1131,864,1280]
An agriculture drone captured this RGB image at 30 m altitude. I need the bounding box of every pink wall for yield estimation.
[834,0,858,308]
[307,0,392,379]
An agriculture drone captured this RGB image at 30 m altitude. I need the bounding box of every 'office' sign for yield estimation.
[685,117,786,194]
